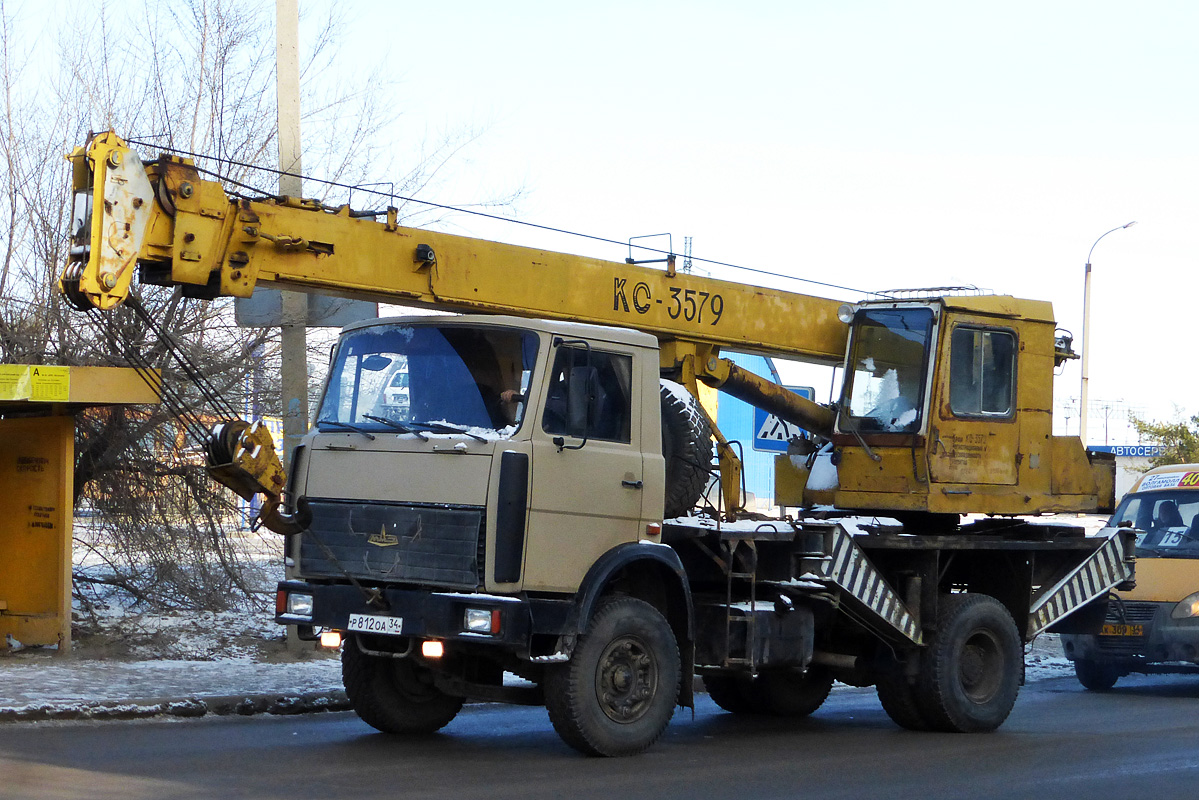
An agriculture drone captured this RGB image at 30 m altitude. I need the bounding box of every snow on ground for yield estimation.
[0,655,343,709]
[1,520,344,711]
[1025,633,1075,682]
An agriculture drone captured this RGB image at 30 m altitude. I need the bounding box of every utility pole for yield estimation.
[276,0,307,468]
[276,0,310,654]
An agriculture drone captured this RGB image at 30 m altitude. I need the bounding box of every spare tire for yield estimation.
[660,380,713,518]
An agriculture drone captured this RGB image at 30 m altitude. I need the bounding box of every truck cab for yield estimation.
[285,314,667,599]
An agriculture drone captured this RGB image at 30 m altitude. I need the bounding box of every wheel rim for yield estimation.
[595,634,657,724]
[958,627,1004,703]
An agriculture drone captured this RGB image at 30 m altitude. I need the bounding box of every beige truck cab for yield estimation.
[287,314,673,598]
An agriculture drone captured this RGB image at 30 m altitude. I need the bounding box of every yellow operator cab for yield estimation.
[1062,463,1199,689]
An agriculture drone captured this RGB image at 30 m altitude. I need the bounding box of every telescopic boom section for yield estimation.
[61,133,849,366]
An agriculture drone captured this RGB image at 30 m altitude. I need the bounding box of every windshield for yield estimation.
[316,323,539,437]
[1110,489,1199,557]
[842,307,934,433]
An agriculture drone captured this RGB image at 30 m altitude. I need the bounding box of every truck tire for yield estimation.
[915,593,1022,733]
[660,381,713,518]
[875,668,929,731]
[753,667,834,717]
[701,673,756,714]
[341,639,463,734]
[1073,658,1119,691]
[545,596,681,757]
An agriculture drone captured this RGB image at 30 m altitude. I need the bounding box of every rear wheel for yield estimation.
[341,639,463,734]
[915,593,1022,733]
[702,673,757,714]
[875,666,929,731]
[1073,657,1120,691]
[703,667,833,717]
[545,597,680,757]
[752,667,834,717]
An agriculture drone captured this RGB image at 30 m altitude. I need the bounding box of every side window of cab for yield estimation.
[542,346,633,442]
[948,327,1016,418]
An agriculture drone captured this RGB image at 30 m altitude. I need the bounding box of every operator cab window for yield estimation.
[949,327,1016,418]
[542,346,633,443]
[843,307,935,434]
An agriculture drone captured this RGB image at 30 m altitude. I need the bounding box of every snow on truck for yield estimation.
[61,132,1134,756]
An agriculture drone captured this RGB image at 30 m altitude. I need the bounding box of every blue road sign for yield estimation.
[753,386,815,453]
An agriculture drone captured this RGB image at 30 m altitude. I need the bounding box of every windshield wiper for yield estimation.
[410,420,488,443]
[315,420,376,440]
[363,414,428,440]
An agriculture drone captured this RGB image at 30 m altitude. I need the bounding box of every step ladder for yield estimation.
[723,538,759,669]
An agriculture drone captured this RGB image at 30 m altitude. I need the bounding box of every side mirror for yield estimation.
[361,354,392,372]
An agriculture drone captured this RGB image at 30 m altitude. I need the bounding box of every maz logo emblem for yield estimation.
[367,525,399,547]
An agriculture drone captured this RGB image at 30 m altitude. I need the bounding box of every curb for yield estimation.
[0,690,350,723]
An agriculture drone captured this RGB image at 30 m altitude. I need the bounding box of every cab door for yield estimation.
[522,341,644,593]
[929,323,1020,485]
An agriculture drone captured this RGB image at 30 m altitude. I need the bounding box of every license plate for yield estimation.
[1100,623,1144,637]
[347,613,404,636]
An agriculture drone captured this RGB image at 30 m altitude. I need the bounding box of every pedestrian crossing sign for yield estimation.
[752,386,815,452]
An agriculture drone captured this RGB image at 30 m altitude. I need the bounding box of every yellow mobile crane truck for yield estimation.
[61,132,1132,756]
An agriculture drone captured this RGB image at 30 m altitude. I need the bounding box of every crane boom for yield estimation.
[62,132,848,365]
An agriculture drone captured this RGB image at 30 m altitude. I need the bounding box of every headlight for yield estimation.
[286,592,314,618]
[464,608,500,634]
[1171,592,1199,619]
[837,303,856,324]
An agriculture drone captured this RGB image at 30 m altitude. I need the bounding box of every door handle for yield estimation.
[621,480,644,489]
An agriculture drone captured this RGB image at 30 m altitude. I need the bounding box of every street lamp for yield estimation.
[1079,221,1136,446]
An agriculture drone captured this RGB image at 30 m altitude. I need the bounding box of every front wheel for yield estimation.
[545,597,681,757]
[915,593,1022,733]
[1074,657,1120,691]
[342,638,463,734]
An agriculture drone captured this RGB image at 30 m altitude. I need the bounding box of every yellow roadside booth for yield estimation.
[0,364,159,653]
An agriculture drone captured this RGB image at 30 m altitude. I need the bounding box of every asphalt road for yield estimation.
[4,673,1199,800]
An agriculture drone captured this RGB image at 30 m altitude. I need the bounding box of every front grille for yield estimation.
[299,500,484,590]
[1105,601,1159,624]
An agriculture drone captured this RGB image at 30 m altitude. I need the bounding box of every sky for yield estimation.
[27,0,1199,444]
[320,0,1197,445]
